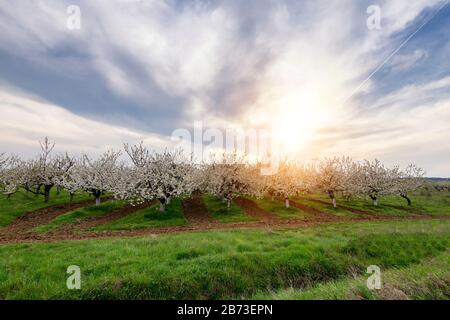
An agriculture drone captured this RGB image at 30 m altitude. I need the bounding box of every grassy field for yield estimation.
[0,189,93,227]
[307,191,450,216]
[304,193,411,216]
[291,197,358,217]
[0,187,449,300]
[255,251,450,300]
[382,193,450,216]
[93,199,186,231]
[34,200,128,234]
[0,220,448,299]
[202,194,256,223]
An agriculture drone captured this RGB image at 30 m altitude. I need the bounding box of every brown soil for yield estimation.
[302,197,434,219]
[0,198,101,235]
[289,200,344,222]
[1,196,449,245]
[295,196,387,219]
[54,201,155,234]
[182,194,215,225]
[235,197,281,222]
[2,215,449,245]
[384,204,432,216]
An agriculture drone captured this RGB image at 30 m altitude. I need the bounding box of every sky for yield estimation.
[0,0,449,176]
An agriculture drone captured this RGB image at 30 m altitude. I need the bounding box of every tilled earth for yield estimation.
[0,196,447,244]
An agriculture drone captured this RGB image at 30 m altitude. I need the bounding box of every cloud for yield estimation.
[0,0,449,175]
[310,75,450,176]
[389,49,428,71]
[370,75,450,110]
[0,86,172,157]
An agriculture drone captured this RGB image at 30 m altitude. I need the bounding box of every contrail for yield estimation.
[343,0,449,103]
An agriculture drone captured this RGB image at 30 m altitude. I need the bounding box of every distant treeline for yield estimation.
[427,177,450,182]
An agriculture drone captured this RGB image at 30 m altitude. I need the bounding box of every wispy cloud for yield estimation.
[389,49,428,71]
[0,87,171,157]
[0,0,449,175]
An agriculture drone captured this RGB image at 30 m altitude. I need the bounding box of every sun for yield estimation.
[271,92,325,152]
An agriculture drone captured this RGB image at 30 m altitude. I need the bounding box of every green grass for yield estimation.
[202,194,255,223]
[307,190,450,217]
[254,252,450,300]
[0,189,93,227]
[1,189,448,229]
[250,197,311,220]
[292,197,358,217]
[1,219,448,299]
[34,200,128,234]
[381,191,450,216]
[306,193,416,216]
[93,198,187,231]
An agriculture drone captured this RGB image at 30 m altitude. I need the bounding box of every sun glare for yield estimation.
[271,92,325,152]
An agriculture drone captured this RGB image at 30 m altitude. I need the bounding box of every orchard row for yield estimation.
[0,138,425,211]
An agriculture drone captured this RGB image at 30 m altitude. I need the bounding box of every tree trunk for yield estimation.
[166,197,171,205]
[369,194,378,206]
[227,199,231,210]
[44,185,52,203]
[92,190,102,206]
[69,193,74,205]
[370,195,378,206]
[400,194,412,206]
[328,191,336,208]
[285,197,290,208]
[159,198,166,212]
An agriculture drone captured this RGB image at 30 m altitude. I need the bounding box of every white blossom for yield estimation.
[204,152,259,209]
[393,164,425,205]
[359,159,397,206]
[263,161,311,208]
[120,144,196,211]
[0,155,24,199]
[21,138,75,203]
[312,157,348,208]
[64,150,121,206]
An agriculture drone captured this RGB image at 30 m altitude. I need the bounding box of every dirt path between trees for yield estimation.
[384,204,433,216]
[235,197,280,222]
[1,196,448,244]
[0,198,148,243]
[0,198,104,235]
[299,197,434,218]
[182,194,216,225]
[54,201,155,234]
[294,196,407,219]
[1,214,448,244]
[289,200,345,222]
